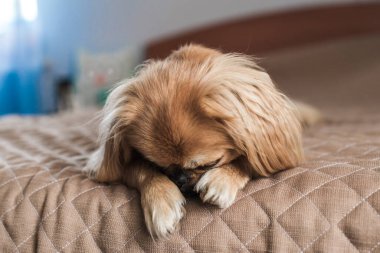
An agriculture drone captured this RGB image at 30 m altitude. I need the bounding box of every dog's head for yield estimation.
[93,44,303,193]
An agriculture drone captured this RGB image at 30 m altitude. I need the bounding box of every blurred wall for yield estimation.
[38,0,363,76]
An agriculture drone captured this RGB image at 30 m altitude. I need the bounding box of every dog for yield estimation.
[84,44,321,238]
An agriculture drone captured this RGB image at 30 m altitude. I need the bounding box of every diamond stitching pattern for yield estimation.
[0,108,379,252]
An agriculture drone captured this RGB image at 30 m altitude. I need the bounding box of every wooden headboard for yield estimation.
[146,3,380,59]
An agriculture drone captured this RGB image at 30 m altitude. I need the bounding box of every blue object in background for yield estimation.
[18,68,41,114]
[0,69,43,116]
[0,71,19,115]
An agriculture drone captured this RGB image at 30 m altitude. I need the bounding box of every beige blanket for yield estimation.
[0,35,379,252]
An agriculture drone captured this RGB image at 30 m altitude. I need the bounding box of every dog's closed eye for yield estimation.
[195,157,222,170]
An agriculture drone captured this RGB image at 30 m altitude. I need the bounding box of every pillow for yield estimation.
[75,47,142,107]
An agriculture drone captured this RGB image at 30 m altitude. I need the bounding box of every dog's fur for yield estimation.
[84,44,320,238]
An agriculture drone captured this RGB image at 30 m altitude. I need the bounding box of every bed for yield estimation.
[1,3,380,253]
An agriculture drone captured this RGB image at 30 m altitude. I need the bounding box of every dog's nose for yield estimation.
[175,173,188,186]
[171,171,189,187]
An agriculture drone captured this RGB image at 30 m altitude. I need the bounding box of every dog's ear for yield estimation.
[86,79,139,182]
[202,54,304,176]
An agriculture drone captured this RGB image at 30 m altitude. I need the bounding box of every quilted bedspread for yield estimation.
[1,35,380,252]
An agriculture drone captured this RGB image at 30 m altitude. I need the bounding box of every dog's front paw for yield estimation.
[195,167,247,209]
[141,178,186,238]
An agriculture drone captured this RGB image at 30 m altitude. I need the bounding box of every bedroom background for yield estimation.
[0,0,378,116]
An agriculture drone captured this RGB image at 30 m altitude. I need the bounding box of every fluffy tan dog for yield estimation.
[84,44,320,238]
